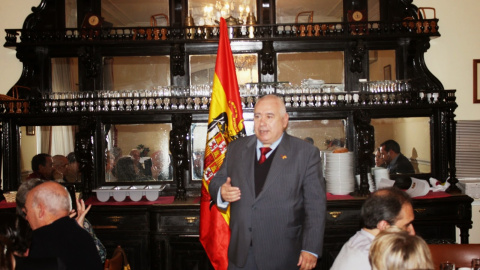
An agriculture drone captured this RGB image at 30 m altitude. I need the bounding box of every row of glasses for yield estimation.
[440,258,480,270]
[360,80,412,93]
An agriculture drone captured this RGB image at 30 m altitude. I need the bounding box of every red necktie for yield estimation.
[259,147,272,164]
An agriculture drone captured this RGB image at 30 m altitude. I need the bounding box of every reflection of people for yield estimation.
[129,149,146,176]
[192,151,204,179]
[380,140,415,174]
[209,95,326,270]
[330,187,415,270]
[52,155,69,182]
[24,181,103,269]
[147,150,172,180]
[111,147,123,166]
[304,137,314,145]
[65,152,81,183]
[374,147,387,168]
[369,227,433,270]
[26,154,63,181]
[105,151,116,182]
[114,157,137,181]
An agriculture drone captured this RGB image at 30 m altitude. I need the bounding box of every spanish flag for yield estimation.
[199,17,245,270]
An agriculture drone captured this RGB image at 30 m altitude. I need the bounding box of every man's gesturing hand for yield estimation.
[220,177,241,202]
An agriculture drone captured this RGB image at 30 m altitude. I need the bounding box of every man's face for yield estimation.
[53,157,69,174]
[253,97,288,147]
[375,150,385,167]
[131,150,140,162]
[38,157,54,179]
[392,203,415,235]
[380,145,392,164]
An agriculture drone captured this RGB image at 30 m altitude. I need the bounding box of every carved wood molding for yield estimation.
[171,44,185,77]
[260,41,274,75]
[170,114,192,200]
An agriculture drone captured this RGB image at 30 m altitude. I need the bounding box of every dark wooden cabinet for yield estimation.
[82,195,472,270]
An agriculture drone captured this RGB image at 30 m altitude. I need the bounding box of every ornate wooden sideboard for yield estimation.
[76,194,471,270]
[0,0,473,269]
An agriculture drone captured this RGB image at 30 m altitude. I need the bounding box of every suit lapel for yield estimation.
[242,136,257,197]
[256,134,291,199]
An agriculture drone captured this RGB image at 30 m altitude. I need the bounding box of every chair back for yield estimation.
[428,244,480,269]
[104,246,130,270]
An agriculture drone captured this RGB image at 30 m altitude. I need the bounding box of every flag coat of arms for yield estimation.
[199,17,246,270]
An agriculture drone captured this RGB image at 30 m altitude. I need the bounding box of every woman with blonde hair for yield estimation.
[369,227,434,270]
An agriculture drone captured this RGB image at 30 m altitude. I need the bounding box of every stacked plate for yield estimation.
[324,151,355,195]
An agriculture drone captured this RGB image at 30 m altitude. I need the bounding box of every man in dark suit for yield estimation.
[380,140,415,174]
[23,181,103,270]
[209,95,326,270]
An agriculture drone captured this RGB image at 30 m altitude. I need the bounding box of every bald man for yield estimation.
[24,181,102,270]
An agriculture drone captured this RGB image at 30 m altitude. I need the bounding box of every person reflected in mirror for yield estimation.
[304,137,314,145]
[369,227,433,270]
[105,151,117,182]
[326,138,344,151]
[192,151,204,179]
[209,95,326,270]
[23,181,103,269]
[147,150,173,180]
[52,155,69,182]
[330,187,415,270]
[65,152,81,183]
[114,156,137,182]
[374,147,387,168]
[111,147,123,166]
[380,140,415,174]
[26,154,63,182]
[129,149,146,177]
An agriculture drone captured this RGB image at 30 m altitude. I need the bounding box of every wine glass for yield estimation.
[439,262,455,270]
[472,258,480,270]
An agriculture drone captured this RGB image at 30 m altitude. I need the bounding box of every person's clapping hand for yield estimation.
[69,198,91,228]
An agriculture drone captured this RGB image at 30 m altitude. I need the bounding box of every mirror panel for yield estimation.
[190,54,258,85]
[371,117,431,174]
[106,123,172,182]
[276,0,343,24]
[275,0,379,23]
[101,0,169,27]
[188,0,257,26]
[190,117,346,180]
[66,0,77,28]
[277,52,344,86]
[20,125,79,182]
[103,56,170,91]
[51,58,79,92]
[369,50,396,81]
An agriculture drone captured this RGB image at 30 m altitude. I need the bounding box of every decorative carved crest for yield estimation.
[261,41,275,75]
[170,114,192,200]
[80,47,101,78]
[350,40,366,73]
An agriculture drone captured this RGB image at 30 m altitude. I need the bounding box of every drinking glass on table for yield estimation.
[439,261,455,270]
[472,258,480,270]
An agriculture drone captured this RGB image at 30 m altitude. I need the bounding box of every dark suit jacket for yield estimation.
[388,153,415,174]
[28,216,103,270]
[209,133,326,270]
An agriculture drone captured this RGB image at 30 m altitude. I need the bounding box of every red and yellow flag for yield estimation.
[199,17,245,270]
